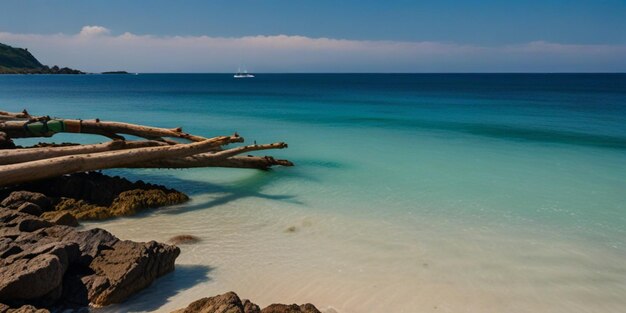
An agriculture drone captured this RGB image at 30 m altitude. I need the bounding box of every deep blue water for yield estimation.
[3,73,625,139]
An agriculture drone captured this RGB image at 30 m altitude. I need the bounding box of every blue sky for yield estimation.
[1,0,625,72]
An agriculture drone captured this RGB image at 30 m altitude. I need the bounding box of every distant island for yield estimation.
[101,71,130,74]
[0,42,83,74]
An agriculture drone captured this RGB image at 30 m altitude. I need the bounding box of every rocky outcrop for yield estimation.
[0,173,320,312]
[1,172,189,220]
[0,207,180,311]
[172,292,320,313]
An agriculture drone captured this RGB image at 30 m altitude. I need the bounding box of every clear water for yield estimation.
[1,74,626,312]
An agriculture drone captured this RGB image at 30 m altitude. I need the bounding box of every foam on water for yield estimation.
[2,74,626,312]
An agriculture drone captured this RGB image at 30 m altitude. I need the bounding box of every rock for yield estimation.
[87,240,180,306]
[243,300,261,313]
[1,192,51,212]
[0,304,50,313]
[53,198,102,219]
[17,217,51,232]
[107,188,188,217]
[299,304,320,313]
[168,235,201,245]
[40,211,78,227]
[0,210,80,307]
[15,203,42,216]
[8,242,81,273]
[54,188,188,220]
[0,207,180,310]
[0,254,64,303]
[3,172,189,220]
[261,304,321,313]
[171,293,321,313]
[54,191,184,220]
[53,228,118,264]
[171,292,244,313]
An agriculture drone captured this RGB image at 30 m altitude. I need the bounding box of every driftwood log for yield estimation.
[0,110,292,187]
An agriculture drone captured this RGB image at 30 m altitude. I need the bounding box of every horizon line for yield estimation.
[75,72,626,75]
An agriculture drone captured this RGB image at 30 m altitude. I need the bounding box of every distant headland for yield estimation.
[101,71,130,74]
[0,42,84,74]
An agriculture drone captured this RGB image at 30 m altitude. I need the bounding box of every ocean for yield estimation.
[1,74,625,312]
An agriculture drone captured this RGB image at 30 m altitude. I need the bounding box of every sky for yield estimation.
[0,0,625,72]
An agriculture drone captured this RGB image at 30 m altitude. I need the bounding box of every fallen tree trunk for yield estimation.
[0,110,293,186]
[0,135,241,187]
[0,140,168,165]
[0,142,288,166]
[1,141,293,169]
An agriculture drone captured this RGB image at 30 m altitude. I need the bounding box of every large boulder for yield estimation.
[171,292,320,313]
[87,240,180,306]
[0,207,180,310]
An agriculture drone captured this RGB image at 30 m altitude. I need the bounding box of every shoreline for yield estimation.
[0,172,323,313]
[89,188,626,313]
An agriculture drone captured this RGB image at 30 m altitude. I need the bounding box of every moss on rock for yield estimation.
[2,172,189,221]
[55,189,189,220]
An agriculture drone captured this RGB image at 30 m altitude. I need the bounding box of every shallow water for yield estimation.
[2,74,626,312]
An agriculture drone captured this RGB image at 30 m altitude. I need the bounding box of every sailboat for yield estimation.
[234,66,254,78]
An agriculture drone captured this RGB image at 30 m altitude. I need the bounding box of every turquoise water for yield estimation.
[2,74,626,312]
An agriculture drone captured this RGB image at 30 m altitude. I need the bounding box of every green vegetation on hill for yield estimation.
[0,42,83,74]
[0,43,43,69]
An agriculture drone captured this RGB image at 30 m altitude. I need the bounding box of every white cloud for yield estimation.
[78,25,110,37]
[0,27,624,72]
